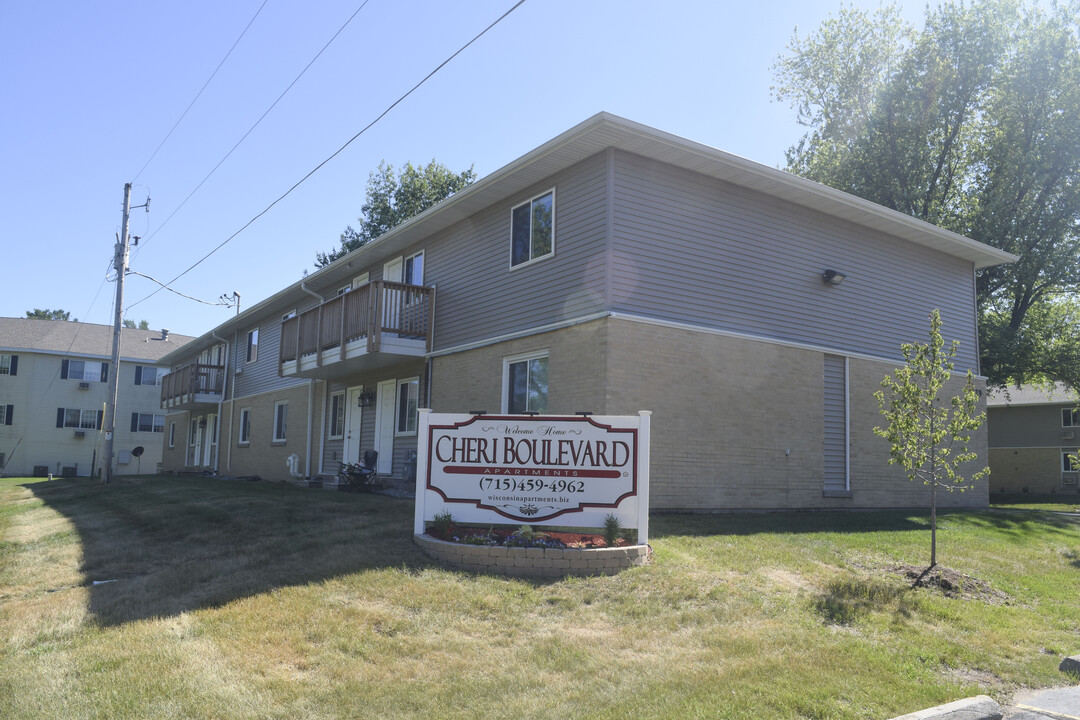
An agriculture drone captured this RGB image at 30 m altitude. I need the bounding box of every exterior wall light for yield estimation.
[822,269,847,286]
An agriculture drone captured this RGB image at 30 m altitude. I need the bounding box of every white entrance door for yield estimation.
[374,379,396,475]
[344,385,365,465]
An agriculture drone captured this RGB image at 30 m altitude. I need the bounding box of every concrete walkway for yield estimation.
[1006,686,1080,719]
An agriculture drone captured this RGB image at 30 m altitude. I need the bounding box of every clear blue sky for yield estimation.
[0,0,928,338]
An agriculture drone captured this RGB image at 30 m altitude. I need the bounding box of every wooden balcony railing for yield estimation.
[161,363,226,406]
[280,280,434,365]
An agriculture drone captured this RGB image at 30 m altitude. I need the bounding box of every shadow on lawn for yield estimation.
[649,505,1080,540]
[26,476,429,627]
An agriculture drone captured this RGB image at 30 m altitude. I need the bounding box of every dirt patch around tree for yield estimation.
[896,564,1010,604]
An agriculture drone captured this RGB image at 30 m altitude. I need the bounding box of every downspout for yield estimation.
[226,328,237,472]
[211,330,229,475]
[426,284,437,409]
[301,281,324,479]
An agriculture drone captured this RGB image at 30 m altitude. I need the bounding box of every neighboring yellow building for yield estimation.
[0,319,193,478]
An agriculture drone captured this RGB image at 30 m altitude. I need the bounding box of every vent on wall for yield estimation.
[1063,474,1079,488]
[73,430,85,439]
[78,382,90,390]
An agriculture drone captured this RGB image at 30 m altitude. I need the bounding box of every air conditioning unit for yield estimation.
[1063,474,1079,488]
[78,382,90,390]
[73,430,85,439]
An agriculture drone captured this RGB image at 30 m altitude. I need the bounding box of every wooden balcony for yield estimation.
[161,363,225,410]
[280,280,434,379]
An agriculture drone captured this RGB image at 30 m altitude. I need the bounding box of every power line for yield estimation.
[132,0,269,183]
[138,0,371,250]
[127,0,528,313]
[125,269,232,306]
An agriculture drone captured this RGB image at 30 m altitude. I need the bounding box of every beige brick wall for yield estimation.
[422,316,993,511]
[430,320,609,416]
[988,447,1079,494]
[226,384,320,481]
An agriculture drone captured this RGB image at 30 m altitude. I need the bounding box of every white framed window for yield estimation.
[246,328,259,363]
[0,354,15,376]
[337,285,351,296]
[238,407,251,445]
[510,189,554,268]
[273,401,287,443]
[131,413,165,433]
[1063,449,1079,472]
[189,419,198,447]
[168,422,176,448]
[282,309,297,322]
[396,378,419,435]
[404,251,424,286]
[67,360,105,382]
[1063,409,1079,427]
[0,403,12,425]
[60,408,99,430]
[503,352,549,414]
[135,366,161,386]
[329,391,345,439]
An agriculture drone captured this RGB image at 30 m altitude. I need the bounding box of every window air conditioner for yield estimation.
[78,382,90,390]
[74,430,86,439]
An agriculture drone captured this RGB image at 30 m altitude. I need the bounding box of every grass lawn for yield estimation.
[2,475,1078,720]
[991,492,1080,513]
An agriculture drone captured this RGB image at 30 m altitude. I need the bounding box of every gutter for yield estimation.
[300,281,324,480]
[211,330,229,474]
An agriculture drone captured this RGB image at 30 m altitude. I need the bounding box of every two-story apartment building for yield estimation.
[158,113,1015,511]
[987,384,1080,494]
[0,319,193,478]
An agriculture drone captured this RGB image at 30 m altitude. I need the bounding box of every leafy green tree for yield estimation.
[26,308,75,321]
[122,319,151,330]
[316,160,476,267]
[774,0,1080,388]
[874,310,989,568]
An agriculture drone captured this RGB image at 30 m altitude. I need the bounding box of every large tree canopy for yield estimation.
[316,160,476,268]
[25,309,75,321]
[773,0,1080,388]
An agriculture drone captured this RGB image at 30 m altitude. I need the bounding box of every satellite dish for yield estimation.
[131,446,145,457]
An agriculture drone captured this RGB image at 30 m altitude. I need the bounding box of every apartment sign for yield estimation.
[414,411,651,535]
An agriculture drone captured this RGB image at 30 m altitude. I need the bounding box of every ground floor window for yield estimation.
[504,352,548,414]
[397,378,419,434]
[1063,449,1079,472]
[168,422,176,448]
[239,408,251,445]
[273,401,287,443]
[330,391,345,439]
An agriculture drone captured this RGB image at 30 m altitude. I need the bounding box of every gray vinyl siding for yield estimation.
[987,405,1076,448]
[426,152,609,351]
[231,316,308,398]
[823,354,848,493]
[610,151,980,369]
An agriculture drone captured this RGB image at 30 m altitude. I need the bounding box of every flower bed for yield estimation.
[414,524,650,578]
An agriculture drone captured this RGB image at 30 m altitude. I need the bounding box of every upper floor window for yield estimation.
[58,408,101,430]
[510,190,554,267]
[247,328,259,363]
[1063,408,1079,427]
[0,354,17,376]
[63,360,107,383]
[0,403,12,425]
[504,352,549,414]
[404,251,424,286]
[135,366,161,386]
[131,413,165,433]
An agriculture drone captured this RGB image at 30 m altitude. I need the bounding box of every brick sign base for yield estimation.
[413,534,650,578]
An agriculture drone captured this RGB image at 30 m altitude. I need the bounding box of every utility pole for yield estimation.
[103,183,132,485]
